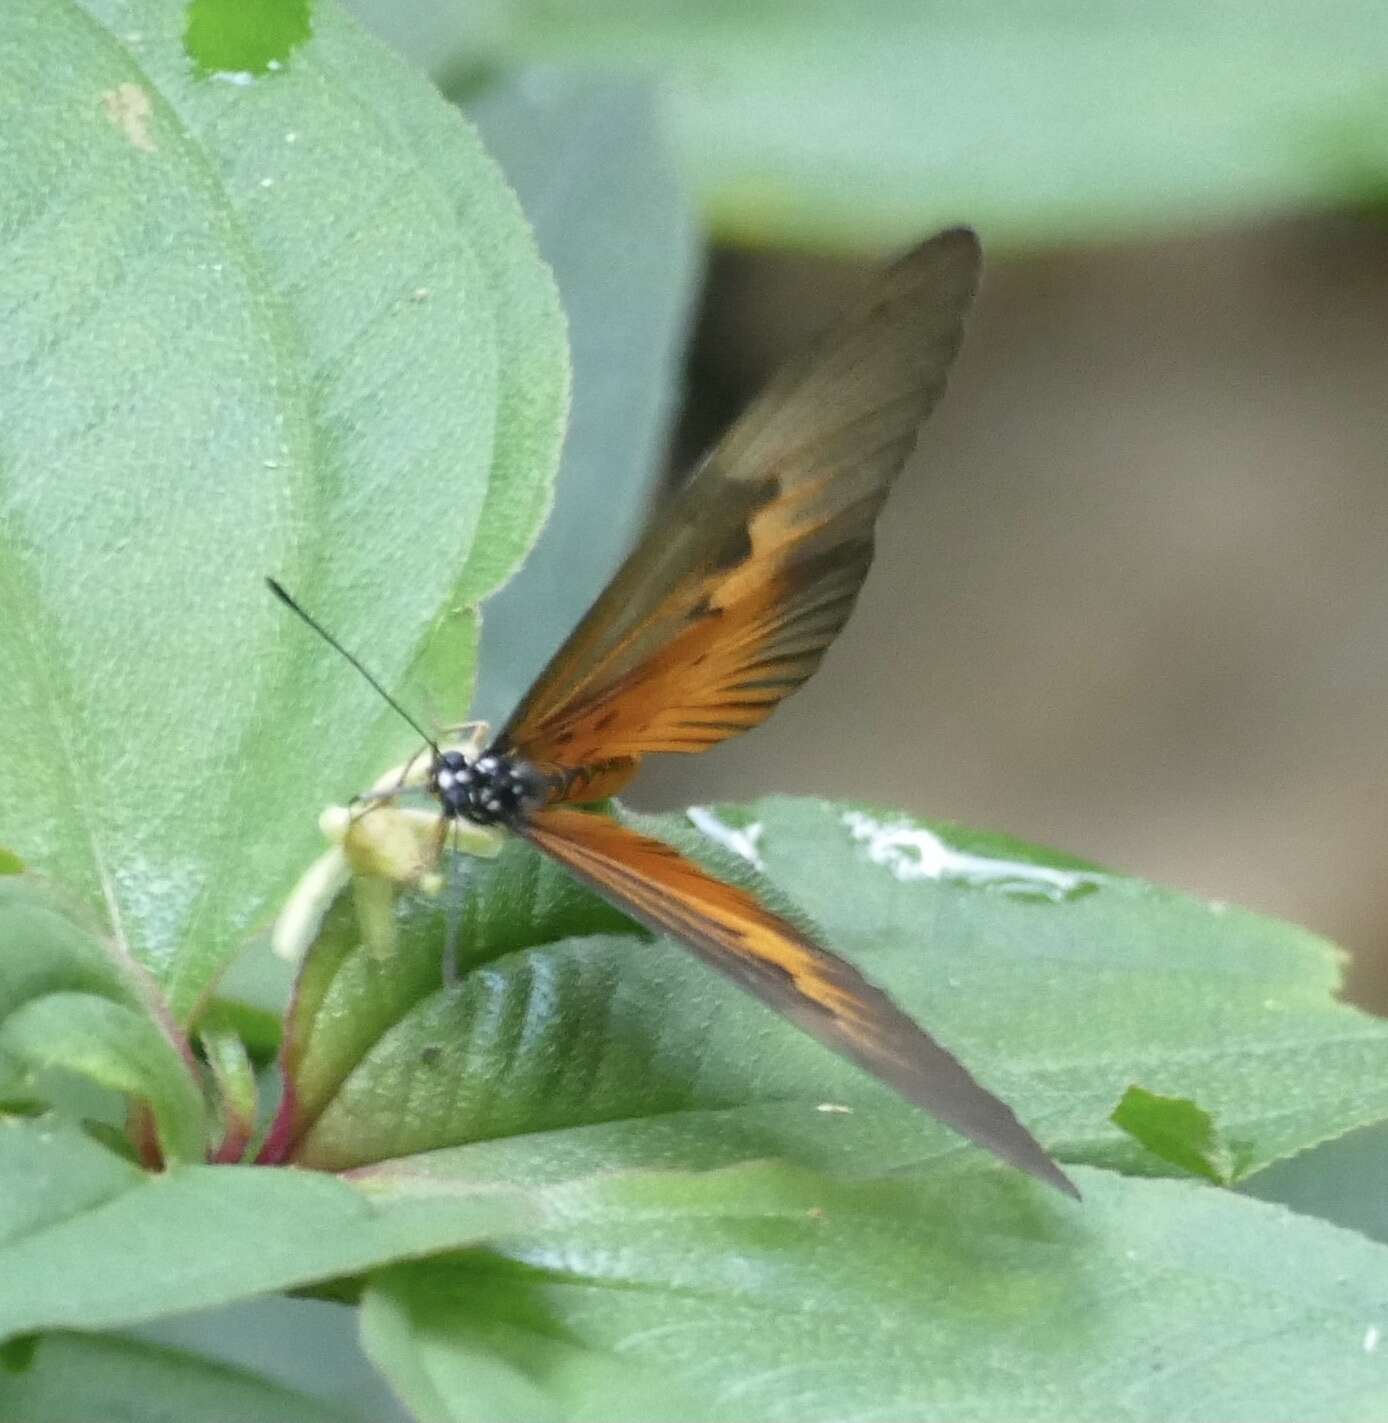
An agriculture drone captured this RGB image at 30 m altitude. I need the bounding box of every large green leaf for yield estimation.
[277,797,1388,1179]
[0,0,566,1022]
[0,1332,352,1423]
[351,0,1388,252]
[0,1119,538,1341]
[359,1161,1388,1423]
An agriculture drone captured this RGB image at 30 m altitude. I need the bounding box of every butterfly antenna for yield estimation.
[265,577,439,753]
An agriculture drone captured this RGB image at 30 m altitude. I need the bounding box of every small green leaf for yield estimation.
[1112,1084,1252,1184]
[360,1162,1388,1423]
[0,1119,539,1342]
[0,1332,350,1423]
[0,849,22,876]
[194,998,282,1066]
[0,994,205,1164]
[184,0,312,76]
[198,1024,258,1163]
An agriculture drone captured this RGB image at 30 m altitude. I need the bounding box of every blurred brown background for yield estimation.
[637,217,1388,1010]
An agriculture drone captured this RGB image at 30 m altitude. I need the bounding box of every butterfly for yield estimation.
[271,227,1077,1198]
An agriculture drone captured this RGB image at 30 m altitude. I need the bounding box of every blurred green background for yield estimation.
[339,1,1388,1011]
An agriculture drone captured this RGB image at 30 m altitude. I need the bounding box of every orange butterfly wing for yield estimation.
[520,807,1078,1198]
[495,229,980,797]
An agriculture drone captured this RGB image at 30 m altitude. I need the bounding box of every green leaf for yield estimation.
[1112,1084,1252,1185]
[265,836,635,1163]
[0,1119,539,1341]
[195,997,282,1065]
[742,798,1388,1175]
[0,0,566,1022]
[0,873,194,1147]
[385,1,1388,251]
[0,1336,36,1373]
[198,1022,258,1163]
[136,1297,414,1423]
[0,874,146,1015]
[360,1162,1388,1423]
[275,796,1388,1179]
[184,0,312,76]
[465,73,700,720]
[1245,1120,1388,1245]
[0,993,205,1164]
[0,1332,352,1423]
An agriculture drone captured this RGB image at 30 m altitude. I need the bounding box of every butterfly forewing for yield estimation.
[521,808,1078,1197]
[474,227,1073,1194]
[495,228,981,789]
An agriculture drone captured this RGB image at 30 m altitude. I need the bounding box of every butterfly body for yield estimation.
[428,747,546,826]
[274,228,1079,1199]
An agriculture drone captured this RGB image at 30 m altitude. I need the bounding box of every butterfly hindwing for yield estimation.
[495,229,981,791]
[520,806,1078,1197]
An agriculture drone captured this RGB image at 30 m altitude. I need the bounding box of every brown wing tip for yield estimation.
[1007,1135,1082,1200]
[895,225,981,279]
[927,1076,1080,1200]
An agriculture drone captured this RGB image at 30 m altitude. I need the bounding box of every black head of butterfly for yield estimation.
[429,747,547,826]
[267,229,1080,1200]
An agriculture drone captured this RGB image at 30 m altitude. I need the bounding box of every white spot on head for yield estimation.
[841,810,1103,902]
[686,806,765,871]
[436,769,454,790]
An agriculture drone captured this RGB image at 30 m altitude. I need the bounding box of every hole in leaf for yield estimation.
[184,0,312,78]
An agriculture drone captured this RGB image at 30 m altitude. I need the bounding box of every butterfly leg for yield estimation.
[350,743,433,818]
[439,720,489,753]
[436,813,467,985]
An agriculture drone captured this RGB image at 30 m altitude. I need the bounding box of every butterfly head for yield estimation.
[429,747,545,827]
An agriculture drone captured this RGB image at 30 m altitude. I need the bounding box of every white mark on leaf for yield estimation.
[686,806,765,871]
[841,810,1104,903]
[100,82,155,153]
